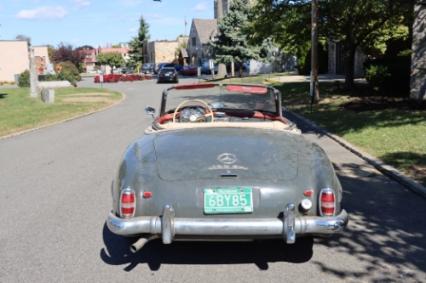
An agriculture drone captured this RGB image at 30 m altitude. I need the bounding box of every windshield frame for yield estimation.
[159,83,283,117]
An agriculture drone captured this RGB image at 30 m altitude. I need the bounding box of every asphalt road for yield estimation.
[0,78,425,283]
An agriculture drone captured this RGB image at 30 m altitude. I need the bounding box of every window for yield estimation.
[192,37,196,46]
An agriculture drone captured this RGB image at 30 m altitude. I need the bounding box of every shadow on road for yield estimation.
[100,223,313,272]
[312,164,426,282]
[288,111,426,281]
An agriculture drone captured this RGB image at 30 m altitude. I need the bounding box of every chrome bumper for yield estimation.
[107,204,348,244]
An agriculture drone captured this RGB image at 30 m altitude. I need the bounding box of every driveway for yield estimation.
[0,78,425,282]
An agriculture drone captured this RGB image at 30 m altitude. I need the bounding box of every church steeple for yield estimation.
[214,0,230,20]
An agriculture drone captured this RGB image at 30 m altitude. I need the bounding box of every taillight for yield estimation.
[319,188,336,216]
[120,188,136,218]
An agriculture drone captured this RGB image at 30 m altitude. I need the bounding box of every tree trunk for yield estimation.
[344,46,356,90]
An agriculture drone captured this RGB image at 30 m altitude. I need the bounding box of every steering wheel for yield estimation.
[172,99,215,123]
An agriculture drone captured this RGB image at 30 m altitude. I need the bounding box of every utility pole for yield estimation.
[310,0,320,104]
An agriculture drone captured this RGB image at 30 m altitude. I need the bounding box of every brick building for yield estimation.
[78,46,97,73]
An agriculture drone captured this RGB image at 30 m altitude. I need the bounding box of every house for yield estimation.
[144,36,189,65]
[97,44,130,73]
[0,40,29,83]
[33,46,52,75]
[188,19,218,65]
[78,46,97,73]
[328,41,366,78]
[187,0,257,66]
[98,45,130,62]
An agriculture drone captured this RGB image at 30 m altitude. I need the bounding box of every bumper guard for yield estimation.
[107,204,348,244]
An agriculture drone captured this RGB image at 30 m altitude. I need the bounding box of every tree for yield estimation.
[249,1,311,74]
[96,52,125,74]
[52,43,84,71]
[210,0,260,74]
[249,0,414,89]
[321,0,415,89]
[128,16,150,69]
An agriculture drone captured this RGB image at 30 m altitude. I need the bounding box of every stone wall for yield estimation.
[411,2,426,100]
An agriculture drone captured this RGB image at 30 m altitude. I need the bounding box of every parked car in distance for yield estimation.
[155,63,168,74]
[106,83,348,254]
[142,63,155,74]
[180,65,198,76]
[201,61,218,75]
[161,63,183,72]
[157,67,178,83]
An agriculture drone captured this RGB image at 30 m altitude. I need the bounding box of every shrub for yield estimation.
[365,64,391,93]
[56,61,81,86]
[299,43,328,75]
[93,74,147,83]
[18,70,30,87]
[38,74,60,81]
[364,38,411,96]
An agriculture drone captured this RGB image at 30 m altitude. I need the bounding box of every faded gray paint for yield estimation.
[112,127,342,220]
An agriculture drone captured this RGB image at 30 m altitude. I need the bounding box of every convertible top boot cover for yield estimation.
[154,127,309,182]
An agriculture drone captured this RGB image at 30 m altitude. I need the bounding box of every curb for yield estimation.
[0,91,126,141]
[287,110,426,199]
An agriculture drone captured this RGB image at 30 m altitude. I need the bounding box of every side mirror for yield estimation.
[145,106,156,119]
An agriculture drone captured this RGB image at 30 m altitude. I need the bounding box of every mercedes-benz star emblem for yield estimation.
[217,153,237,165]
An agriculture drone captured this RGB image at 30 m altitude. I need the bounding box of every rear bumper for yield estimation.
[107,205,348,244]
[157,77,178,83]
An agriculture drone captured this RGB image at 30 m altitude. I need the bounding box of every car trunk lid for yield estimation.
[154,128,302,182]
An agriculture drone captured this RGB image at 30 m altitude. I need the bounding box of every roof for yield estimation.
[192,19,218,44]
[98,47,129,54]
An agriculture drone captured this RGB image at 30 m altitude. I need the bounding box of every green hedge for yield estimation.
[18,70,30,87]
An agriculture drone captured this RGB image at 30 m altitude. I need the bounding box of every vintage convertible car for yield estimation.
[107,83,348,253]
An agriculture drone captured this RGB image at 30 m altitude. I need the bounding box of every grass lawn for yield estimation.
[0,87,122,138]
[218,74,426,186]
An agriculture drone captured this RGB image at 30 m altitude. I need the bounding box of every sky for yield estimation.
[0,0,213,47]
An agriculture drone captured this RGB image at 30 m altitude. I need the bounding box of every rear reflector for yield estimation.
[120,188,136,218]
[303,189,314,197]
[143,191,153,199]
[319,188,336,216]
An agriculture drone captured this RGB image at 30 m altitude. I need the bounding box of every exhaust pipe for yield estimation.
[130,236,158,253]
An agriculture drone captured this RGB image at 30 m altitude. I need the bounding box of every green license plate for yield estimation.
[204,187,253,214]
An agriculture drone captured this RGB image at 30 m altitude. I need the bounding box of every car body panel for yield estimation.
[108,83,347,244]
